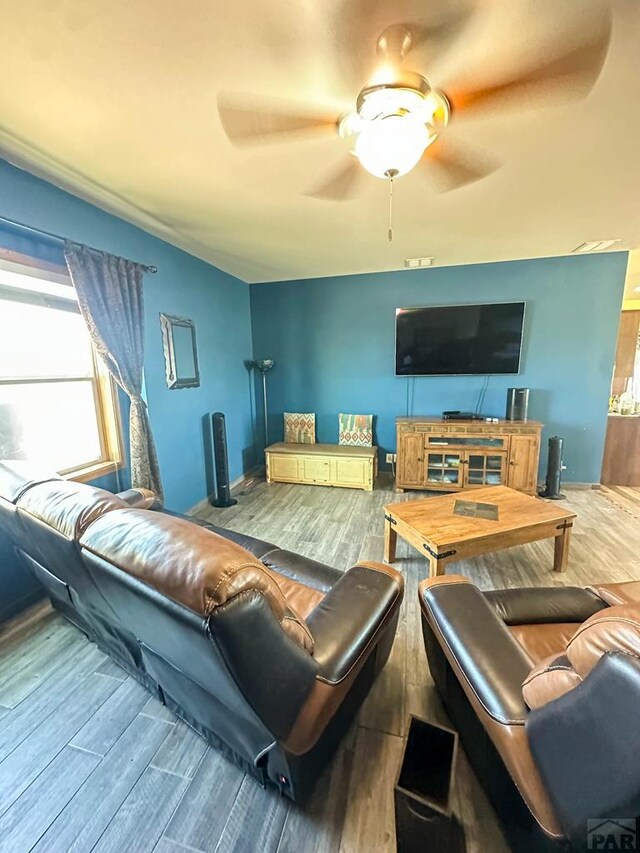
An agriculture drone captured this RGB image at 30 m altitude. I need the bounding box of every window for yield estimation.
[0,258,123,479]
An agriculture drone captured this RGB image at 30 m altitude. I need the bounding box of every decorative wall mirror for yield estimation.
[160,313,200,389]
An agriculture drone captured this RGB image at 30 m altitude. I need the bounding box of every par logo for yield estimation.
[587,819,637,851]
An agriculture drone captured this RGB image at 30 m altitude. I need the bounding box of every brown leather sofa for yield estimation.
[420,574,640,853]
[0,461,403,800]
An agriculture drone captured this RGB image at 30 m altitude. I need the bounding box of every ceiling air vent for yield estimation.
[573,240,622,253]
[404,257,434,268]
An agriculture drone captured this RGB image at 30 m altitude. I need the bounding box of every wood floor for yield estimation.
[1,478,639,853]
[600,484,640,518]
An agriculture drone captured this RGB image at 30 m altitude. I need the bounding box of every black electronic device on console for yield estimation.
[505,387,530,421]
[442,411,483,421]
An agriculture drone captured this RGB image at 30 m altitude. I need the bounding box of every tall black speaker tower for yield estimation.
[210,412,237,508]
[538,436,566,500]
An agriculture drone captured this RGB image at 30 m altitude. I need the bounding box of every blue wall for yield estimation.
[0,159,255,621]
[0,159,255,511]
[250,253,628,484]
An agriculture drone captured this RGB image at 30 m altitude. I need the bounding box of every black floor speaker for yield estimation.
[210,412,237,508]
[538,436,566,500]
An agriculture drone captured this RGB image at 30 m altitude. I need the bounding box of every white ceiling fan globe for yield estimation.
[355,114,433,179]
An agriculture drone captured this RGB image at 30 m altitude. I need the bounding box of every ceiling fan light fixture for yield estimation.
[368,63,400,87]
[355,115,432,179]
[358,82,429,121]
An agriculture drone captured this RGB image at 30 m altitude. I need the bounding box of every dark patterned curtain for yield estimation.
[64,242,164,499]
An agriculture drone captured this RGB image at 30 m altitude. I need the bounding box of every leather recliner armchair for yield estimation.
[0,462,403,800]
[420,574,640,853]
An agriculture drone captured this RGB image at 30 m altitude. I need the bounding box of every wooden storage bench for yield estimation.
[265,442,378,491]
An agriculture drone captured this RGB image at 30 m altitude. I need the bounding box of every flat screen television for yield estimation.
[395,302,525,376]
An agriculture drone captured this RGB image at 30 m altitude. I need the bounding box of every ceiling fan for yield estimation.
[217,3,612,238]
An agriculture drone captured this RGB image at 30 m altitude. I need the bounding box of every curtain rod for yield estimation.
[0,214,158,274]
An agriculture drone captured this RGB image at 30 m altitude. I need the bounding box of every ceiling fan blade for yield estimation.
[449,17,612,118]
[217,95,339,146]
[421,141,500,192]
[305,156,364,201]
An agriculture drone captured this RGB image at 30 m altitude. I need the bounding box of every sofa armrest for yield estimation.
[420,576,532,724]
[306,562,403,683]
[116,488,162,510]
[484,586,606,625]
[527,651,640,841]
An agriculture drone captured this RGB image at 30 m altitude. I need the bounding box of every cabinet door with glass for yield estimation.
[464,452,508,488]
[425,451,464,489]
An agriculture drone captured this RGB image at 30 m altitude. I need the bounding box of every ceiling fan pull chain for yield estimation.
[386,168,398,242]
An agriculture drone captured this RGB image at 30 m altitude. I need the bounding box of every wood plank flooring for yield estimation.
[1,477,639,852]
[600,485,640,518]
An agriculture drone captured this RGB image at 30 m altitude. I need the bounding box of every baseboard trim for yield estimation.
[186,476,599,515]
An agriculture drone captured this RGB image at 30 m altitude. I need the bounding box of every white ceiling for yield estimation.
[0,0,639,283]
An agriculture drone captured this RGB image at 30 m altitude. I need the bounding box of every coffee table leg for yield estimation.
[426,555,438,578]
[431,555,450,578]
[384,518,397,563]
[553,524,572,572]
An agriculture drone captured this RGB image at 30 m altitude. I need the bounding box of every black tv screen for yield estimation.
[395,302,525,376]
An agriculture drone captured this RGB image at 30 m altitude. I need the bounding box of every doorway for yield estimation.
[601,252,640,487]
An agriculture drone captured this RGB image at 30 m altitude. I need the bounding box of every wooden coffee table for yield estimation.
[383,485,576,578]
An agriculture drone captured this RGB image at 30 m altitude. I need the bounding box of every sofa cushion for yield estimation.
[522,653,583,710]
[566,603,640,678]
[485,586,606,625]
[0,460,62,545]
[260,548,341,593]
[267,572,325,619]
[0,460,60,504]
[587,581,640,607]
[161,509,278,560]
[508,623,580,666]
[521,601,640,709]
[116,488,160,510]
[80,508,314,652]
[17,479,127,540]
